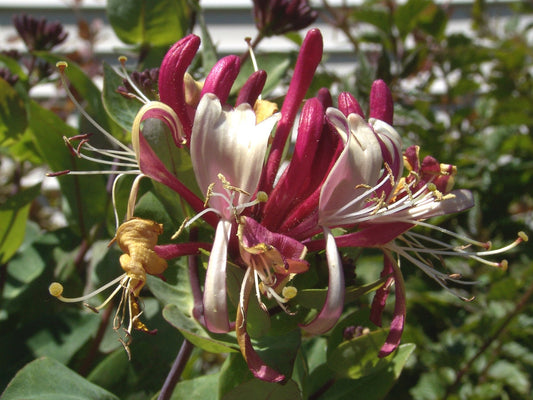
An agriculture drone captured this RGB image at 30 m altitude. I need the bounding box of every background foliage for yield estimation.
[1,0,532,399]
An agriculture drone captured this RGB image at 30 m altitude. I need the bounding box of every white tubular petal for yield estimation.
[370,118,402,163]
[203,219,233,333]
[300,227,345,335]
[320,110,383,226]
[191,94,280,217]
[408,189,475,220]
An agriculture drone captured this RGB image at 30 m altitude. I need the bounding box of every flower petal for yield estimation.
[369,79,394,125]
[133,129,218,227]
[159,34,201,140]
[300,227,345,334]
[203,219,232,333]
[338,91,365,118]
[319,109,383,226]
[238,216,308,273]
[236,268,286,382]
[378,251,406,357]
[200,55,241,104]
[369,256,394,327]
[190,94,280,218]
[262,98,325,230]
[406,189,474,220]
[261,28,323,194]
[236,70,267,107]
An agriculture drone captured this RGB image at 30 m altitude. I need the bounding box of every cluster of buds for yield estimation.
[49,28,527,382]
[13,14,68,52]
[0,67,19,86]
[117,64,160,102]
[252,0,318,37]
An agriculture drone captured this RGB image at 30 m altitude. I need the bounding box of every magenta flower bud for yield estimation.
[338,91,365,118]
[262,97,325,230]
[236,70,267,106]
[262,28,323,194]
[159,34,201,139]
[200,55,241,104]
[369,79,394,124]
[317,87,333,108]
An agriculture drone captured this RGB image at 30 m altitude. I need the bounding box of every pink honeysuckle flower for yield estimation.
[305,80,527,356]
[127,29,329,381]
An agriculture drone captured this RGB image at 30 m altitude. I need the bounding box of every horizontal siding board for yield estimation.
[1,1,530,96]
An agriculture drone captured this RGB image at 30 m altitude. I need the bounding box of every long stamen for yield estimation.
[126,173,147,220]
[93,277,129,311]
[72,151,139,168]
[81,143,138,163]
[405,221,493,248]
[56,61,134,154]
[61,170,141,176]
[393,246,477,301]
[48,273,127,303]
[118,56,151,104]
[234,191,268,214]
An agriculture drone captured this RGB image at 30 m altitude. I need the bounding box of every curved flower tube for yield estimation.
[299,226,344,334]
[190,94,281,333]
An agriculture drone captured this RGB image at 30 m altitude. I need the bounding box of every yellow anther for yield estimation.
[118,55,127,66]
[500,260,508,271]
[56,61,68,73]
[518,231,529,242]
[49,282,64,297]
[256,191,268,203]
[253,100,279,124]
[282,286,298,300]
[184,73,204,107]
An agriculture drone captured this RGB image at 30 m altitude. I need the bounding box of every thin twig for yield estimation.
[157,339,195,400]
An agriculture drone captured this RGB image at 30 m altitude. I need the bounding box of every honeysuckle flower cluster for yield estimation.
[49,28,527,382]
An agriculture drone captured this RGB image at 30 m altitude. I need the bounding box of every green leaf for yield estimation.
[0,184,40,264]
[219,353,302,400]
[394,0,433,38]
[26,100,108,234]
[107,0,193,46]
[163,303,238,354]
[102,62,142,132]
[26,310,101,364]
[295,278,386,310]
[87,350,130,392]
[223,378,302,400]
[317,344,415,400]
[2,357,119,400]
[0,54,27,83]
[0,78,28,145]
[487,360,530,395]
[352,6,392,35]
[327,329,390,379]
[169,373,219,400]
[147,256,194,312]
